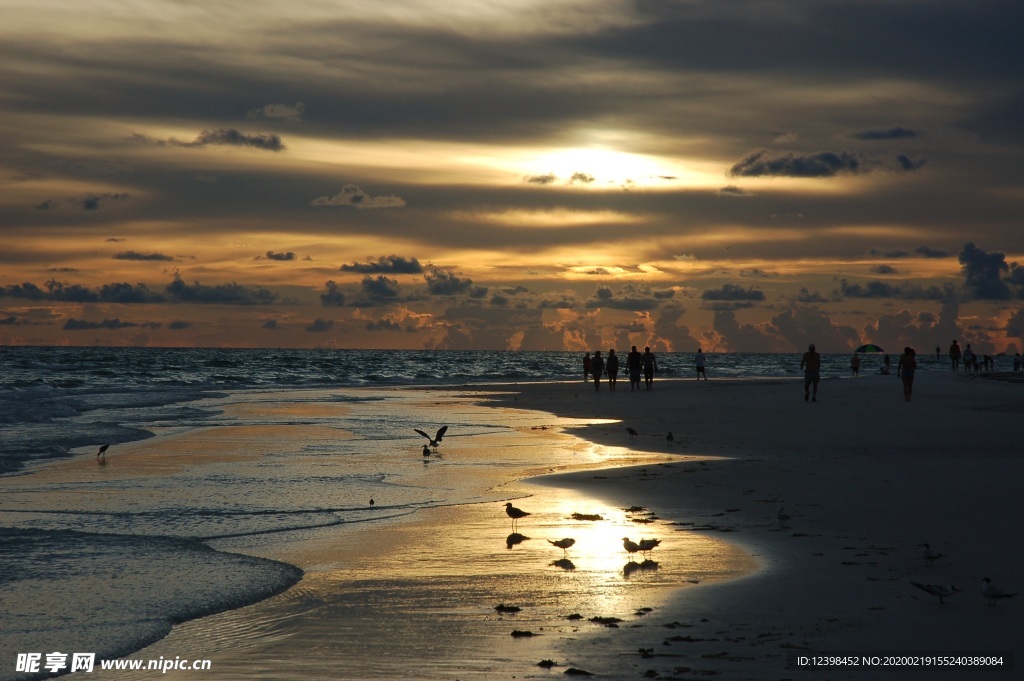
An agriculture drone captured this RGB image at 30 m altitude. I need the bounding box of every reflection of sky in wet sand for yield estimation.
[71,388,755,680]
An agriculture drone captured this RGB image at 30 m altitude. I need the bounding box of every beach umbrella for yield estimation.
[855,343,884,353]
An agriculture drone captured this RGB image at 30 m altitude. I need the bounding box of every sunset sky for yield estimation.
[2,0,1023,352]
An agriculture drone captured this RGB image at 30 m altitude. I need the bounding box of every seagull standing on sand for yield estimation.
[666,432,674,444]
[422,444,432,459]
[548,538,576,556]
[919,543,945,566]
[414,425,448,448]
[982,578,1016,606]
[96,444,110,462]
[638,538,661,558]
[504,502,531,531]
[910,581,961,604]
[622,537,641,559]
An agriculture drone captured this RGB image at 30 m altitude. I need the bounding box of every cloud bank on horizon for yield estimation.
[1,0,1023,353]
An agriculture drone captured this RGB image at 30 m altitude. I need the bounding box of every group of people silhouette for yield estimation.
[583,346,658,391]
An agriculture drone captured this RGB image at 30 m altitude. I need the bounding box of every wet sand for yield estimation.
[88,372,1023,679]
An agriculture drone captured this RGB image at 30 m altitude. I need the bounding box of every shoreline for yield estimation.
[6,370,1021,680]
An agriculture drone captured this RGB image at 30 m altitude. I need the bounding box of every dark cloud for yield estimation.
[915,245,950,259]
[263,251,297,261]
[0,316,18,325]
[795,288,830,304]
[852,127,918,140]
[305,318,333,332]
[728,149,864,178]
[523,173,557,185]
[168,320,192,330]
[310,184,406,209]
[262,319,280,330]
[871,265,898,275]
[958,242,1023,300]
[701,284,765,301]
[35,193,129,211]
[99,282,165,303]
[113,251,175,262]
[717,185,753,198]
[340,255,424,274]
[361,275,401,298]
[130,128,285,151]
[320,280,347,307]
[896,154,927,172]
[569,172,595,184]
[424,268,487,298]
[63,318,148,331]
[166,274,277,305]
[836,279,954,301]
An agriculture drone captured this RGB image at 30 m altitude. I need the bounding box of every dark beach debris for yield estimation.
[702,651,755,662]
[537,659,558,668]
[511,630,537,638]
[566,613,584,620]
[665,635,719,643]
[571,512,603,521]
[638,647,655,658]
[494,603,521,613]
[625,505,646,512]
[662,621,694,629]
[631,517,657,524]
[589,616,624,627]
[635,607,655,616]
[564,668,595,676]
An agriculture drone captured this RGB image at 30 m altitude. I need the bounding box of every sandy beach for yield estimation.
[15,369,1021,681]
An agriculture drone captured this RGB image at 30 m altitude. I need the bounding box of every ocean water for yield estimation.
[0,346,944,680]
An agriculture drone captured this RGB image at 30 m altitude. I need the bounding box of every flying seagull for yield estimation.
[919,543,945,566]
[548,538,576,556]
[414,425,448,448]
[910,581,961,604]
[96,444,110,461]
[982,578,1016,606]
[504,502,531,531]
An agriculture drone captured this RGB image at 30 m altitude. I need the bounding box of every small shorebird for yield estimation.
[638,538,661,557]
[982,577,1016,606]
[666,432,674,444]
[96,444,110,461]
[548,538,576,556]
[919,543,945,566]
[622,537,641,558]
[422,444,432,459]
[626,427,639,439]
[910,581,961,604]
[414,425,448,448]
[777,507,791,529]
[504,502,531,531]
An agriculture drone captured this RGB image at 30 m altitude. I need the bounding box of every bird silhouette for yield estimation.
[422,444,432,459]
[504,502,531,531]
[666,432,674,444]
[777,507,791,528]
[622,537,641,558]
[638,538,661,557]
[626,427,639,439]
[96,444,110,463]
[548,538,576,556]
[982,577,1016,606]
[910,581,961,604]
[414,426,448,448]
